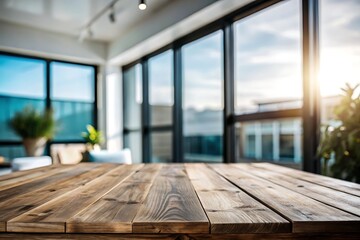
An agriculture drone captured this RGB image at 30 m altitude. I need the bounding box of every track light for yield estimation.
[109,6,115,23]
[78,27,93,42]
[87,28,93,37]
[139,0,146,10]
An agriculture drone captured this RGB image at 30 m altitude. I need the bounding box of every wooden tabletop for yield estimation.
[0,163,359,239]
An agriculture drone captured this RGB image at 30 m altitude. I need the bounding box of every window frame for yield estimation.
[122,0,321,172]
[0,51,98,156]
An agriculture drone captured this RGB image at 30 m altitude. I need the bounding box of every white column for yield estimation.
[273,121,280,161]
[105,65,123,151]
[255,122,262,160]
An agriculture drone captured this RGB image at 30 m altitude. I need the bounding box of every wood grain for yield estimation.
[132,164,209,234]
[7,164,144,233]
[210,164,360,233]
[0,164,60,182]
[0,164,115,231]
[0,163,99,203]
[256,163,360,197]
[185,163,290,233]
[67,164,163,233]
[0,165,70,191]
[234,164,360,217]
[1,163,360,237]
[1,233,360,240]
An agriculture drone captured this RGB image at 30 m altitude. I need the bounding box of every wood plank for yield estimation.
[0,233,177,240]
[132,164,209,234]
[210,164,360,233]
[0,163,116,232]
[7,164,144,233]
[0,164,74,191]
[256,163,360,197]
[234,164,360,217]
[185,163,290,233]
[0,163,99,203]
[0,164,60,182]
[67,164,163,233]
[1,233,360,240]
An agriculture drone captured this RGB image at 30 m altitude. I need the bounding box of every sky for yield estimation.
[0,56,94,102]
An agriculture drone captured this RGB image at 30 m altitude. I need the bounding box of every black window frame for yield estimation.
[122,0,321,173]
[0,51,98,158]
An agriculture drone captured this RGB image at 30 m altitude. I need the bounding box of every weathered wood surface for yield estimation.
[1,233,360,240]
[7,164,144,233]
[67,164,163,233]
[0,162,359,238]
[0,164,115,230]
[210,164,360,233]
[256,162,360,197]
[185,164,290,233]
[132,164,209,234]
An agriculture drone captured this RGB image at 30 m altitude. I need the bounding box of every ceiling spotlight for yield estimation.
[109,6,116,23]
[139,0,146,10]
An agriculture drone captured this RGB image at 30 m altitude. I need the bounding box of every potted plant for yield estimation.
[9,106,56,157]
[318,83,360,183]
[81,125,103,151]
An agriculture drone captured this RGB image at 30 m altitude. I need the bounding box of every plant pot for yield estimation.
[86,143,101,152]
[23,137,47,157]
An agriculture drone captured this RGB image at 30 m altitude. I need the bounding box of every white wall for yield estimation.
[0,21,107,64]
[108,0,217,64]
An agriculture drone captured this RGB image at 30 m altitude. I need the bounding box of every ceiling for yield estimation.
[0,0,171,42]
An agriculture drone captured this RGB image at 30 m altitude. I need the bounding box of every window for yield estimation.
[0,54,46,141]
[319,0,360,125]
[234,0,302,165]
[0,54,46,160]
[121,0,357,173]
[149,50,173,126]
[0,53,97,161]
[148,50,174,162]
[123,64,142,163]
[182,30,223,162]
[236,119,302,163]
[50,62,95,140]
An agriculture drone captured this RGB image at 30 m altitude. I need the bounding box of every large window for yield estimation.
[182,31,224,163]
[123,64,142,163]
[234,0,302,165]
[148,50,173,162]
[122,0,358,174]
[0,53,97,161]
[0,54,46,159]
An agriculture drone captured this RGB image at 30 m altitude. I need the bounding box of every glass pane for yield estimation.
[0,54,46,141]
[151,131,172,163]
[182,30,223,162]
[235,118,302,165]
[51,62,94,102]
[50,62,95,140]
[149,50,173,126]
[319,0,360,121]
[234,0,302,114]
[123,64,142,130]
[124,131,142,163]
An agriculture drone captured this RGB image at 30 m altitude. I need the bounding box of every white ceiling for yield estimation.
[0,0,171,42]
